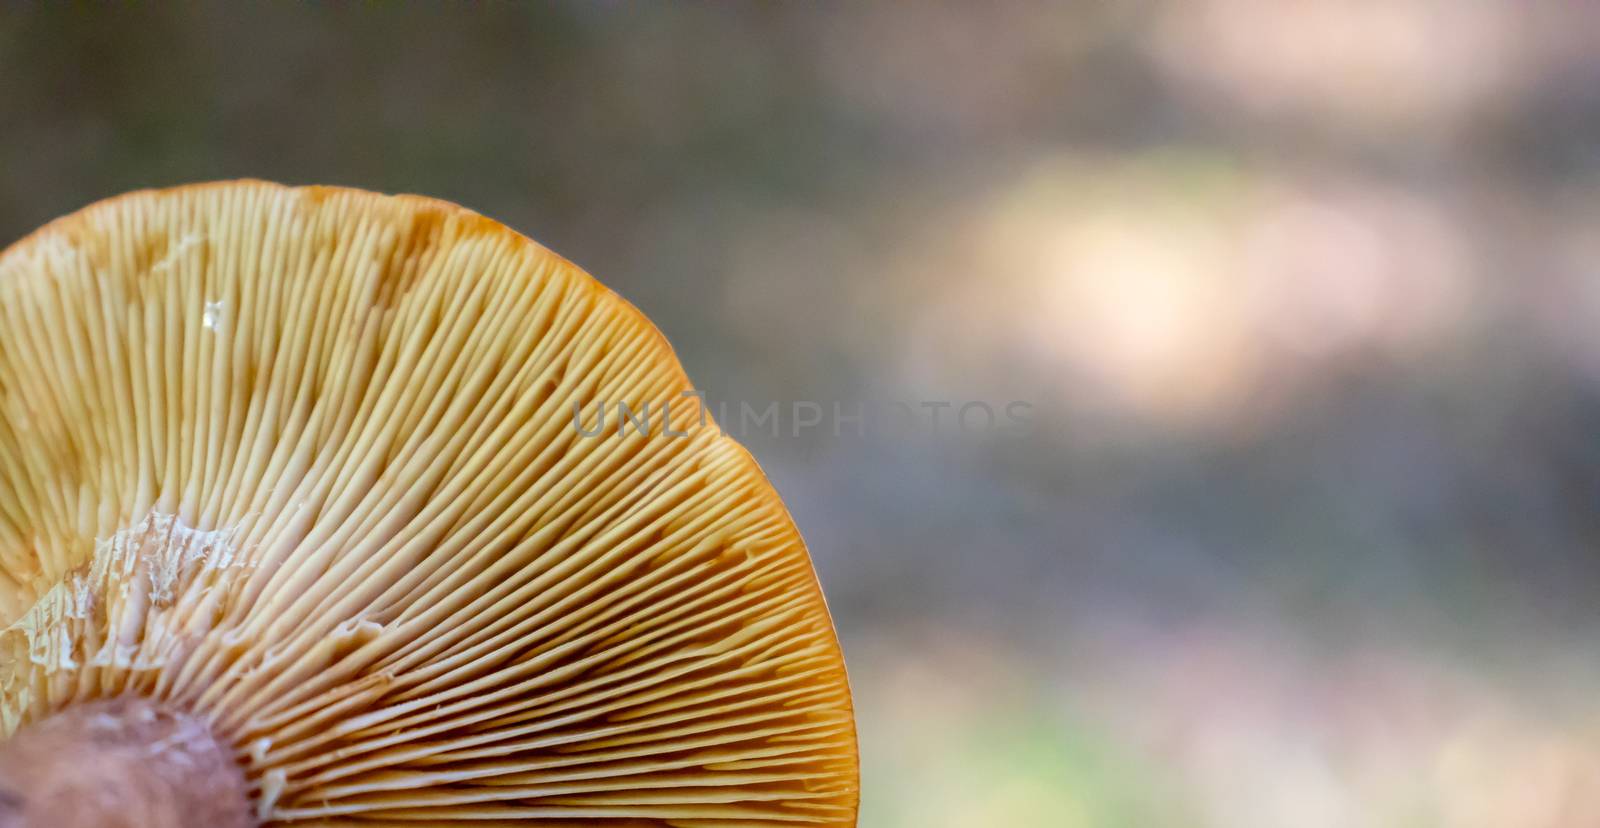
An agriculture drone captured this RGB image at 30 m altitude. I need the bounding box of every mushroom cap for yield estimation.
[0,182,858,825]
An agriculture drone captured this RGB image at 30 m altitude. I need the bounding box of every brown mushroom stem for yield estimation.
[0,698,253,828]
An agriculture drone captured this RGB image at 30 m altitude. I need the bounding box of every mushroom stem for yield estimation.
[0,698,253,828]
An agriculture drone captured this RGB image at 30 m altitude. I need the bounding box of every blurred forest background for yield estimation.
[4,3,1600,826]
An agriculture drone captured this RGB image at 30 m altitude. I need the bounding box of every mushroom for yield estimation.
[0,182,858,826]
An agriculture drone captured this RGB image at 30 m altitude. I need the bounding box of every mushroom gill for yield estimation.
[0,181,858,826]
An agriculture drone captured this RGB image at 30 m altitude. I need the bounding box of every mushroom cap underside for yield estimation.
[0,181,857,826]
